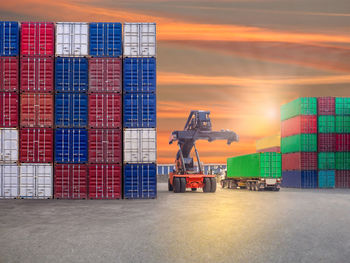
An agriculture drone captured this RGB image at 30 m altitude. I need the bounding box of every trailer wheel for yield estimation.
[210,178,217,192]
[252,182,257,191]
[173,177,181,193]
[255,183,260,191]
[247,182,251,191]
[203,178,211,193]
[220,180,225,188]
[274,187,280,191]
[168,179,173,191]
[180,178,186,193]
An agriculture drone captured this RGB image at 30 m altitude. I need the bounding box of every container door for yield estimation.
[0,22,19,56]
[106,23,122,57]
[72,130,87,163]
[140,164,156,198]
[55,93,70,127]
[71,58,88,92]
[38,23,54,56]
[37,58,54,92]
[72,23,88,56]
[37,94,53,127]
[20,93,35,127]
[56,23,71,56]
[105,164,121,198]
[105,58,121,92]
[36,164,52,198]
[123,23,139,57]
[72,93,88,127]
[106,94,121,128]
[55,129,70,163]
[0,92,18,127]
[72,165,87,198]
[1,165,19,198]
[141,129,156,163]
[37,129,53,163]
[0,57,18,92]
[139,23,156,57]
[1,129,18,162]
[106,130,122,163]
[20,165,35,197]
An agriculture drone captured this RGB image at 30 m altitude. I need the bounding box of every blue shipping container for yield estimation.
[282,170,318,188]
[123,58,156,93]
[124,163,157,199]
[55,128,88,163]
[318,170,335,188]
[55,93,88,127]
[0,21,19,56]
[55,57,88,92]
[89,23,122,57]
[123,93,156,128]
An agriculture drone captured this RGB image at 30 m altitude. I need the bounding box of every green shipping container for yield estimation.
[335,97,350,115]
[227,152,281,179]
[281,97,317,121]
[335,116,350,133]
[318,116,335,133]
[335,152,350,170]
[318,152,335,170]
[281,134,317,153]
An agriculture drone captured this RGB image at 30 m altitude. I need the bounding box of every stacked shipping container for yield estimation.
[123,23,157,199]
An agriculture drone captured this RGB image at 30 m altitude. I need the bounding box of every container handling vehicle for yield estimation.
[168,110,239,193]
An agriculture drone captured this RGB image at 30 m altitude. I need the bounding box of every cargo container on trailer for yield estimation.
[0,164,19,198]
[281,115,317,137]
[318,170,335,188]
[89,129,122,163]
[123,23,156,57]
[282,152,317,171]
[19,163,52,198]
[0,57,18,91]
[0,92,18,127]
[318,133,336,152]
[335,170,350,188]
[55,93,88,127]
[281,170,318,188]
[89,23,122,57]
[0,21,19,56]
[20,93,53,127]
[0,128,18,163]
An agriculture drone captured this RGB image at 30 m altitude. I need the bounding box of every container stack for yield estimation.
[87,23,123,199]
[54,23,89,199]
[0,21,20,198]
[123,23,157,199]
[281,98,318,188]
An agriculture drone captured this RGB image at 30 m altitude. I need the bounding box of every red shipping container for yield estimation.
[20,57,54,92]
[19,128,53,163]
[88,164,121,199]
[0,92,18,127]
[281,115,317,138]
[0,57,18,92]
[20,93,53,127]
[89,58,121,93]
[20,22,55,56]
[257,146,280,153]
[282,152,318,170]
[335,171,350,188]
[317,97,335,115]
[88,93,122,128]
[54,164,88,199]
[318,133,336,152]
[336,134,350,152]
[88,129,122,163]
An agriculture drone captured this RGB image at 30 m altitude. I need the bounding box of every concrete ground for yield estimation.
[0,184,350,263]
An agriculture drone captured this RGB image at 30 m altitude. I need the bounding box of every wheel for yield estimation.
[247,182,251,191]
[220,180,225,188]
[203,177,211,192]
[168,179,173,191]
[191,188,197,191]
[173,177,181,193]
[210,177,217,192]
[255,183,260,191]
[274,186,280,191]
[180,177,186,193]
[252,182,256,191]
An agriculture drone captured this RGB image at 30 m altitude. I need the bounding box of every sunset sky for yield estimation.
[2,0,350,163]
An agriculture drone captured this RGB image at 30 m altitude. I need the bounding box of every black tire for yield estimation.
[180,177,186,193]
[255,183,260,191]
[203,177,211,193]
[173,177,181,193]
[247,182,251,191]
[168,179,173,191]
[191,188,197,191]
[220,180,225,188]
[210,178,217,192]
[274,187,280,191]
[252,182,256,191]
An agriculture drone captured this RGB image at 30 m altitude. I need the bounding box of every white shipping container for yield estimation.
[56,22,88,56]
[124,128,156,163]
[123,23,156,57]
[0,128,18,163]
[20,164,52,199]
[0,164,19,198]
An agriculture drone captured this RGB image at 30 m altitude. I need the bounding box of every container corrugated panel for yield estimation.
[19,164,52,198]
[123,163,157,199]
[123,23,156,57]
[55,93,88,128]
[55,128,88,163]
[88,93,121,128]
[20,57,54,92]
[19,128,53,163]
[318,152,335,170]
[256,146,280,153]
[318,115,335,133]
[335,97,350,115]
[281,115,317,137]
[281,134,317,153]
[318,170,335,188]
[282,152,317,170]
[0,57,18,91]
[20,93,53,127]
[89,58,121,93]
[55,22,88,57]
[54,164,87,199]
[123,58,156,93]
[227,152,281,179]
[0,92,18,127]
[255,135,280,151]
[335,152,350,170]
[335,171,350,188]
[89,23,122,57]
[123,93,156,128]
[0,22,19,56]
[318,97,335,115]
[123,128,157,163]
[335,116,350,133]
[88,129,122,163]
[55,57,88,92]
[335,134,350,152]
[280,97,317,121]
[88,164,121,199]
[20,22,55,56]
[318,133,336,152]
[281,170,318,188]
[0,164,19,198]
[0,128,18,163]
